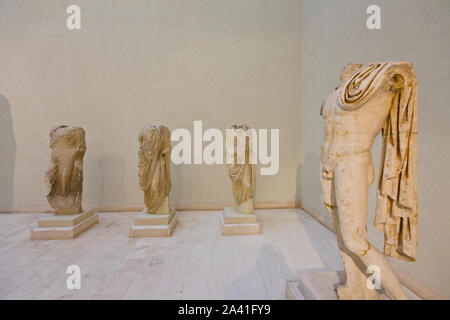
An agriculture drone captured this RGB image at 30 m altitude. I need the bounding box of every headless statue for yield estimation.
[320,62,418,299]
[138,125,172,214]
[45,125,86,215]
[226,124,256,214]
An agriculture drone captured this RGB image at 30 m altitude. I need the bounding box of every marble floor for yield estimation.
[0,209,344,300]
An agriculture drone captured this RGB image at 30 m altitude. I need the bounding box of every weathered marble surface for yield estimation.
[226,124,256,214]
[45,126,86,215]
[138,125,172,214]
[320,62,418,300]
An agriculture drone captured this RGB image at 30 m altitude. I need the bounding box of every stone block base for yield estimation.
[221,207,261,235]
[286,270,400,300]
[133,208,175,225]
[129,210,177,238]
[30,209,98,240]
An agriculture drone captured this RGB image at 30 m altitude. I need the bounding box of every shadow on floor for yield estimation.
[225,244,294,300]
[0,95,16,212]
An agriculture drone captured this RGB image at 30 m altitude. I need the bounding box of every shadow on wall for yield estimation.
[0,95,16,212]
[98,153,125,207]
[171,163,181,208]
[295,152,325,216]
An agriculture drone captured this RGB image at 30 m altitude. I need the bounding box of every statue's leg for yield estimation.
[320,162,372,298]
[322,180,376,299]
[335,153,377,299]
[330,209,379,299]
[334,154,408,300]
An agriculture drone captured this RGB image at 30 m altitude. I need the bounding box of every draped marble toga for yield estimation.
[340,62,418,262]
[45,125,86,215]
[226,124,256,207]
[138,125,172,213]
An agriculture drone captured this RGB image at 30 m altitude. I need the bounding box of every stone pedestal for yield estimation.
[129,208,177,238]
[285,270,417,300]
[286,270,344,300]
[221,207,261,235]
[30,209,98,240]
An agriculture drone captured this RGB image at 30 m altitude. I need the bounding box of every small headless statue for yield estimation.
[226,124,256,214]
[138,125,172,214]
[45,125,86,215]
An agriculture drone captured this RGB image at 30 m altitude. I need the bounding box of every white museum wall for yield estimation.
[0,1,302,210]
[298,0,450,298]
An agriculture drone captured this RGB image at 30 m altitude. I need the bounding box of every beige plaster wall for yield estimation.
[0,0,302,210]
